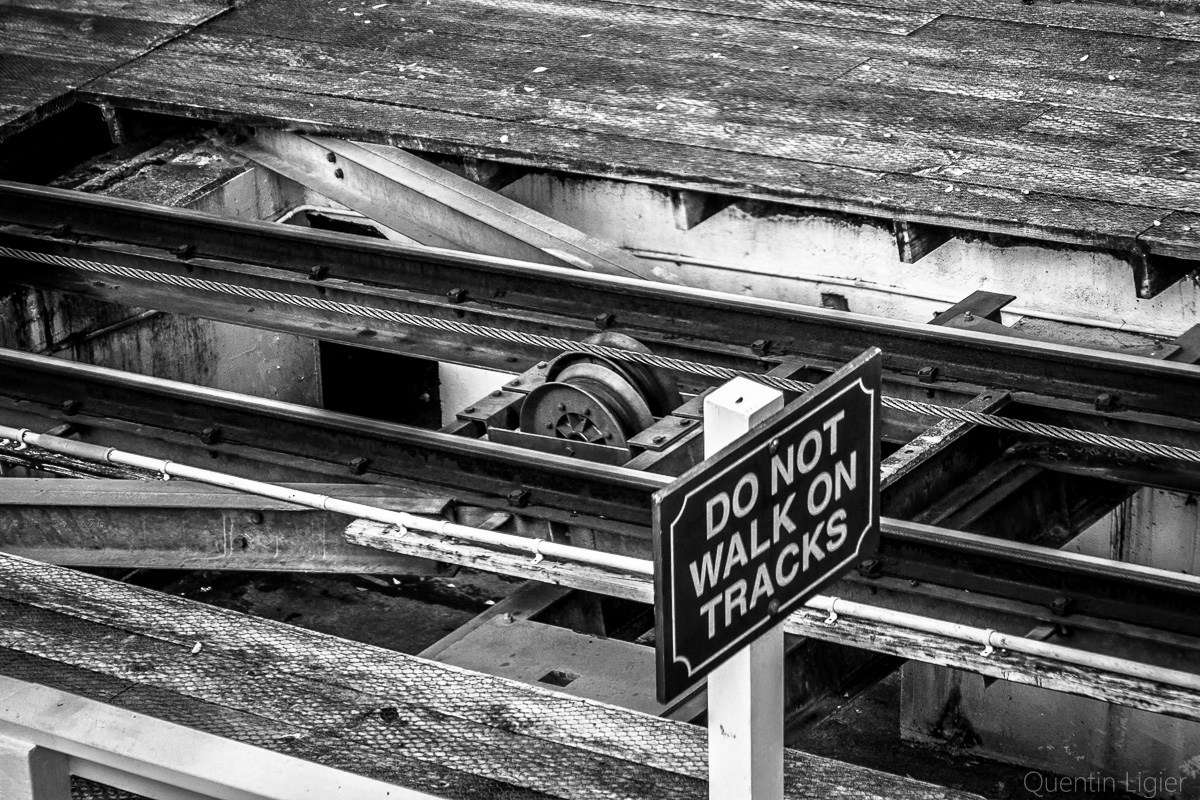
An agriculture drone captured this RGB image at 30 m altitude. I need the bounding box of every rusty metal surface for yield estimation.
[0,552,978,799]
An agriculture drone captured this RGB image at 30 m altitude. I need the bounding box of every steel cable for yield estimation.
[6,245,1200,464]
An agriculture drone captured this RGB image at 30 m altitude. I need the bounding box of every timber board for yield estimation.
[63,0,1200,263]
[0,0,230,140]
[0,552,981,799]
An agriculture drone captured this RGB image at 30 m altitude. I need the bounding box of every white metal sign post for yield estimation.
[704,377,786,800]
[652,348,882,800]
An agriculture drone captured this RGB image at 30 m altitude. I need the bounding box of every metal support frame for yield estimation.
[3,180,1200,452]
[1,348,1196,648]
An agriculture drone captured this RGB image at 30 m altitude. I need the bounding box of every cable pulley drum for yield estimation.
[519,333,682,453]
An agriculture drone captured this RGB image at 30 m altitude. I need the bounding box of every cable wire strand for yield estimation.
[5,245,1199,464]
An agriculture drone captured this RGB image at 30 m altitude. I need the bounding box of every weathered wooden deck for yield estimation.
[4,0,1199,264]
[55,0,1200,266]
[0,552,980,799]
[0,0,229,137]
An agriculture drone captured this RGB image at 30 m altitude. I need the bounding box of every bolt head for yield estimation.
[768,437,780,455]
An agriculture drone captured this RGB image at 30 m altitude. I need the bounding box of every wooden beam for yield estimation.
[0,479,448,573]
[233,130,677,283]
[893,220,953,264]
[346,519,1200,722]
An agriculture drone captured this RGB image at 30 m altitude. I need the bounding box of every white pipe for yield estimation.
[802,596,1200,691]
[5,426,1199,691]
[0,426,651,577]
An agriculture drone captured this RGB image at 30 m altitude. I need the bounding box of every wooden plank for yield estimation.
[0,0,231,139]
[48,27,1117,204]
[80,0,1200,259]
[7,0,229,27]
[841,57,1200,125]
[87,71,1173,253]
[344,519,1200,722]
[574,0,940,35]
[1138,211,1200,261]
[818,0,1200,41]
[198,0,872,81]
[0,479,448,510]
[0,552,982,800]
[0,480,450,573]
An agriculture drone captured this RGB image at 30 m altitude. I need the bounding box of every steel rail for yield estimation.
[1,348,1198,641]
[3,180,1200,425]
[6,239,1200,463]
[0,347,665,531]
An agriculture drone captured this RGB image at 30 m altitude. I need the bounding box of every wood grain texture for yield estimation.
[70,0,1200,264]
[0,551,983,800]
[0,0,230,139]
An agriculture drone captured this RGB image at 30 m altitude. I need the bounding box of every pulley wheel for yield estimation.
[547,332,681,417]
[520,381,635,449]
